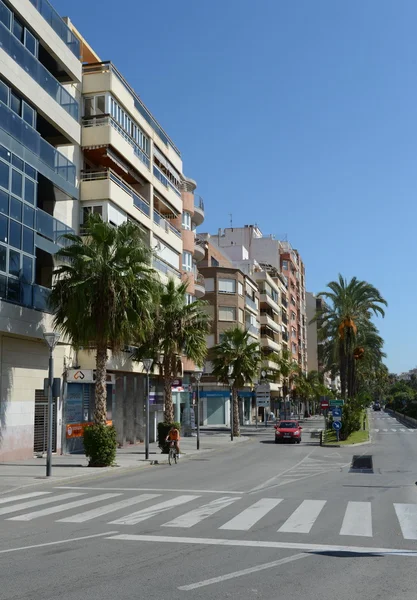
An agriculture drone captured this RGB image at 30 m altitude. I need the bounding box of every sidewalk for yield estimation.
[0,433,250,496]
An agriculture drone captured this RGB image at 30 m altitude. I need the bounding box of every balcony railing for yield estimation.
[82,115,150,168]
[81,169,150,218]
[36,208,73,246]
[0,101,76,185]
[153,257,181,279]
[0,274,52,312]
[246,324,259,336]
[153,208,181,238]
[195,273,205,287]
[195,196,205,211]
[246,296,257,311]
[29,0,80,57]
[82,62,180,156]
[153,165,181,197]
[0,21,79,120]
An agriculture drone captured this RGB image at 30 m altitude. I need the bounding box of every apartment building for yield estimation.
[0,0,82,460]
[0,0,203,459]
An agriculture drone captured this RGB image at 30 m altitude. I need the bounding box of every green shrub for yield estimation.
[83,424,117,467]
[157,421,181,454]
[340,404,361,440]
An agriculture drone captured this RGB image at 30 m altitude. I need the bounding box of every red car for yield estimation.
[274,420,302,444]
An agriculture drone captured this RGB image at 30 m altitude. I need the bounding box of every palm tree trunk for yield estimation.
[339,342,347,399]
[94,345,108,425]
[233,389,240,437]
[163,355,174,423]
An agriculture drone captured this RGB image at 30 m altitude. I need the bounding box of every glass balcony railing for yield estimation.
[153,257,181,279]
[0,101,76,185]
[36,208,74,246]
[0,21,79,120]
[29,0,80,57]
[245,296,257,311]
[195,196,205,212]
[0,274,52,312]
[153,209,181,238]
[153,165,181,197]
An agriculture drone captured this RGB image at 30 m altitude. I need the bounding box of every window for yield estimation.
[204,277,214,293]
[84,95,106,117]
[211,257,219,267]
[9,220,21,248]
[12,16,24,43]
[22,227,34,254]
[10,92,21,116]
[24,178,35,205]
[24,29,37,56]
[218,278,236,294]
[23,103,35,127]
[206,334,215,348]
[291,312,296,321]
[0,190,8,215]
[282,260,289,271]
[182,211,191,230]
[0,214,7,243]
[11,170,22,197]
[0,1,11,29]
[0,244,5,272]
[238,281,243,296]
[0,161,9,190]
[219,306,236,322]
[239,308,244,323]
[182,251,192,272]
[10,197,22,221]
[292,327,297,338]
[0,80,8,105]
[22,255,33,283]
[8,248,20,276]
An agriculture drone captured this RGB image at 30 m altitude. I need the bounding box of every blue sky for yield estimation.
[54,0,417,373]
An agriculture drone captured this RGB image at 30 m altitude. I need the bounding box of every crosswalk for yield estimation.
[371,428,416,434]
[2,489,417,542]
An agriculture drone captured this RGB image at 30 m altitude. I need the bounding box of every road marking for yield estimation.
[178,553,310,590]
[373,429,379,433]
[0,492,50,505]
[8,493,121,521]
[391,429,397,432]
[56,486,243,495]
[0,532,119,555]
[107,533,417,557]
[400,429,406,432]
[57,494,160,523]
[249,451,315,492]
[220,498,282,531]
[0,493,82,516]
[162,496,238,528]
[109,495,200,525]
[383,429,388,432]
[340,502,372,537]
[278,500,326,533]
[394,504,417,540]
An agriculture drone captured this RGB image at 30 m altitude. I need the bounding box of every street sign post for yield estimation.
[332,420,342,442]
[256,383,270,429]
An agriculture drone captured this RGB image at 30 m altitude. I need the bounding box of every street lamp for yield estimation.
[228,365,235,442]
[194,368,203,450]
[43,331,60,477]
[142,358,153,460]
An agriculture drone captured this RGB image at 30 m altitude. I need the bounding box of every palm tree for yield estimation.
[273,349,299,418]
[315,275,387,399]
[134,279,211,423]
[50,215,156,425]
[212,327,261,437]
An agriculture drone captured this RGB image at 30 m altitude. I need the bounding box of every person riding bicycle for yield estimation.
[166,425,180,458]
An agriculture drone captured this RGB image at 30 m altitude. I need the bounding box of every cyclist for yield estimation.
[166,425,181,458]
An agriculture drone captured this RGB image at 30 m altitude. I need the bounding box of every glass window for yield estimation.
[0,80,8,106]
[0,190,8,215]
[23,103,35,127]
[8,248,20,276]
[22,255,33,283]
[0,161,9,190]
[24,178,35,205]
[218,279,236,294]
[211,256,219,266]
[0,214,7,243]
[0,244,6,272]
[11,170,22,197]
[12,155,24,171]
[9,220,21,248]
[23,204,34,228]
[239,308,244,323]
[182,251,192,272]
[0,273,5,297]
[0,1,11,29]
[204,278,214,292]
[219,306,236,322]
[96,95,105,114]
[24,163,36,179]
[84,97,94,117]
[22,227,34,254]
[0,146,10,163]
[238,281,243,296]
[24,29,37,57]
[282,260,289,271]
[182,211,191,230]
[10,92,21,116]
[10,197,22,221]
[12,16,24,42]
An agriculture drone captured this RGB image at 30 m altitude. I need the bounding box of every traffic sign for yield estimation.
[330,399,344,407]
[256,382,270,407]
[332,407,342,418]
[332,421,342,431]
[321,400,329,409]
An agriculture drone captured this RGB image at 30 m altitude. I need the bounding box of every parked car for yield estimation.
[373,403,381,411]
[274,421,302,444]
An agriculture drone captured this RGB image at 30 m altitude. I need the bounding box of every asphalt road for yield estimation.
[1,411,417,600]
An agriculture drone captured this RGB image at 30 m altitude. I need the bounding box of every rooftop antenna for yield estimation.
[229,213,233,228]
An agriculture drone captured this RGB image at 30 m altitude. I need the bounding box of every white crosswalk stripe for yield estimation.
[57,494,161,523]
[394,504,417,540]
[109,495,200,525]
[220,498,282,531]
[0,492,82,516]
[162,496,239,528]
[371,428,415,434]
[340,502,372,537]
[278,500,326,533]
[8,493,121,521]
[0,492,50,505]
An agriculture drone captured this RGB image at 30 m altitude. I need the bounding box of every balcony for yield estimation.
[260,290,280,312]
[29,0,80,57]
[245,295,258,313]
[153,208,182,239]
[246,323,260,339]
[80,169,151,224]
[261,336,281,352]
[193,239,206,262]
[0,274,52,312]
[260,313,281,333]
[194,273,205,298]
[0,100,76,187]
[82,115,150,170]
[0,21,79,120]
[153,257,181,280]
[36,208,74,247]
[193,196,205,226]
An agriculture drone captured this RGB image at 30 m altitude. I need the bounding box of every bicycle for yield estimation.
[167,440,179,465]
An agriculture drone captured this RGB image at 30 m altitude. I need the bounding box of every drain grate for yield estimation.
[350,455,373,473]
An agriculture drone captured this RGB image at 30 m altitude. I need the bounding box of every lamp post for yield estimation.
[43,331,60,477]
[228,365,235,442]
[143,358,153,460]
[194,368,203,450]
